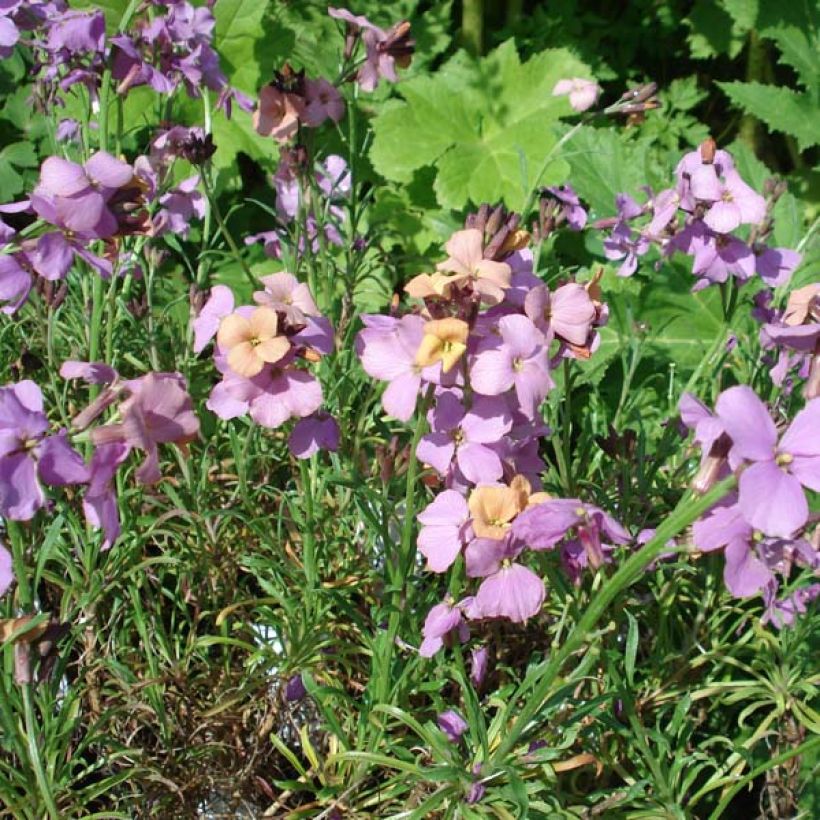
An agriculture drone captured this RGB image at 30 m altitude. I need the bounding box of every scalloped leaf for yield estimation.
[369,39,591,211]
[717,81,820,152]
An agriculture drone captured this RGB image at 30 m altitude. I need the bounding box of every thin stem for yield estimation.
[22,685,60,819]
[491,476,736,763]
[299,456,318,595]
[7,521,31,610]
[560,359,575,495]
[201,170,256,288]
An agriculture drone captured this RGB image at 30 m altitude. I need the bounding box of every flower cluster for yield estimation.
[0,126,211,312]
[245,151,350,260]
[595,139,801,290]
[111,0,250,113]
[753,283,820,398]
[195,275,338,458]
[356,209,618,650]
[682,385,819,623]
[329,7,415,92]
[1,367,199,549]
[254,64,345,143]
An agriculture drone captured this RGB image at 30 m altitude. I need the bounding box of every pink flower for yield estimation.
[524,282,596,347]
[473,561,545,623]
[689,166,766,234]
[715,386,820,537]
[192,285,234,354]
[552,78,601,112]
[302,78,345,126]
[417,489,471,573]
[92,373,199,485]
[470,314,553,419]
[253,272,320,324]
[0,541,12,597]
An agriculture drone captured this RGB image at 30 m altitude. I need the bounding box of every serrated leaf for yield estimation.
[760,25,819,95]
[369,40,590,211]
[722,0,759,31]
[686,1,743,58]
[717,81,820,152]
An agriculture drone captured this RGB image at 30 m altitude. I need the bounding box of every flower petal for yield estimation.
[738,460,807,538]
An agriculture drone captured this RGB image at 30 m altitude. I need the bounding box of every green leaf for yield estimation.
[638,260,724,368]
[0,142,38,197]
[565,126,648,216]
[71,0,130,33]
[215,0,274,95]
[726,139,803,248]
[717,81,820,152]
[760,25,819,95]
[686,1,744,58]
[369,40,590,211]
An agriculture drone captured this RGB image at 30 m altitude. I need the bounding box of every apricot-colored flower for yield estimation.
[415,318,469,373]
[469,484,523,540]
[217,307,290,377]
[253,86,304,143]
[783,283,819,327]
[436,229,511,305]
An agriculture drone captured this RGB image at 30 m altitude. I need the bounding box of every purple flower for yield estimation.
[0,541,13,597]
[437,709,468,743]
[416,393,512,484]
[329,9,414,92]
[693,495,818,598]
[193,285,235,354]
[92,373,199,485]
[689,165,766,234]
[513,498,630,572]
[470,315,553,419]
[763,584,820,629]
[417,490,470,573]
[285,674,307,702]
[154,175,205,238]
[603,221,650,277]
[358,314,428,421]
[755,246,801,287]
[83,442,129,549]
[473,561,545,623]
[0,380,88,520]
[545,185,587,230]
[470,646,488,688]
[31,152,134,237]
[419,597,470,657]
[46,9,104,54]
[715,387,820,537]
[288,413,340,459]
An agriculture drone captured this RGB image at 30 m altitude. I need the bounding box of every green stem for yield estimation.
[372,388,434,707]
[7,522,31,611]
[22,685,60,819]
[460,0,484,55]
[299,457,318,595]
[491,476,736,763]
[201,170,256,288]
[559,359,574,495]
